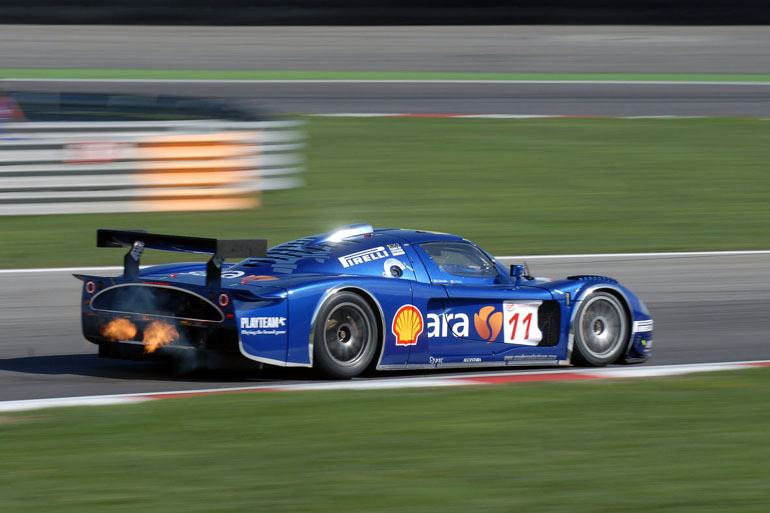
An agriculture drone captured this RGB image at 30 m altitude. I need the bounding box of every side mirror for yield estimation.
[510,264,525,288]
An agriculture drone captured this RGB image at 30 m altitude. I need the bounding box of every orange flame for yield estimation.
[142,321,179,354]
[392,305,424,346]
[101,318,137,341]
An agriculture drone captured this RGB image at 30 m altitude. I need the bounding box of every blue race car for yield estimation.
[76,224,653,378]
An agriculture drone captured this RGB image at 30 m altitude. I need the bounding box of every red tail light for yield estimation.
[219,293,230,307]
[85,281,96,294]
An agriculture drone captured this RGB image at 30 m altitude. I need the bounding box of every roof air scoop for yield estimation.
[321,223,373,243]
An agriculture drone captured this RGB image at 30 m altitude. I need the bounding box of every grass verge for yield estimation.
[1,117,769,268]
[3,69,770,82]
[1,368,769,512]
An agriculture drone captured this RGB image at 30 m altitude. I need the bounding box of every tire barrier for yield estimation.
[0,119,304,215]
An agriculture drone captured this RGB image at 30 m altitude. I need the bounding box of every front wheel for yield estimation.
[572,292,629,366]
[313,292,379,379]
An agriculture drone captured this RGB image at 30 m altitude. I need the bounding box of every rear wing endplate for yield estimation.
[97,229,267,288]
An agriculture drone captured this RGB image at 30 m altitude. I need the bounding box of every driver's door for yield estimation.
[413,241,554,363]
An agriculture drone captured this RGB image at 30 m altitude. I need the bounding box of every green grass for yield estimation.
[3,69,770,82]
[1,368,769,512]
[2,117,770,268]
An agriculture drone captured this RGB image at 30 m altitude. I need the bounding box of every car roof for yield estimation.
[372,228,465,245]
[225,226,467,278]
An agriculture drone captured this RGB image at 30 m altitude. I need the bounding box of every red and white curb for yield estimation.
[1,360,768,413]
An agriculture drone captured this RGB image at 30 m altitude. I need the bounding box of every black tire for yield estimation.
[312,292,379,379]
[572,292,629,366]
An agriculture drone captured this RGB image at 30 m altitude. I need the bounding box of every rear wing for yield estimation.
[96,229,267,288]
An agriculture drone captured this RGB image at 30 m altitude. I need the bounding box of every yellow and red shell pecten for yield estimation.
[392,305,424,346]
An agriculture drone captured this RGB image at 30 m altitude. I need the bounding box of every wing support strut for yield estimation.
[96,229,267,288]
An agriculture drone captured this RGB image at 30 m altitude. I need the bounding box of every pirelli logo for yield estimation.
[339,246,389,268]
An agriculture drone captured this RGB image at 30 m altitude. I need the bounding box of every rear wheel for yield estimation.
[313,292,379,379]
[572,292,629,366]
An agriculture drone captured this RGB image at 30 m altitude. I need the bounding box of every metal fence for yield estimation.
[0,119,304,215]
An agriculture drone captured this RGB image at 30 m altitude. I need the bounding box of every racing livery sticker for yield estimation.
[240,275,279,283]
[240,316,287,336]
[505,354,557,361]
[503,301,543,345]
[392,305,424,346]
[426,312,469,338]
[186,270,245,279]
[426,306,503,342]
[387,243,405,256]
[473,306,503,343]
[339,246,389,268]
[383,258,407,278]
[632,320,654,332]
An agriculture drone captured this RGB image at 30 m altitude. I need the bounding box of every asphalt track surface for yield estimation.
[2,26,769,73]
[4,25,770,116]
[2,253,769,402]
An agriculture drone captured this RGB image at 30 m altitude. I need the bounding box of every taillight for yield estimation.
[85,281,96,294]
[219,293,230,307]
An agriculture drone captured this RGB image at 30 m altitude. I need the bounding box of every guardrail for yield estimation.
[0,119,305,215]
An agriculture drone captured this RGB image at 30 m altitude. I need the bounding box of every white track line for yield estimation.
[0,266,126,274]
[2,250,768,274]
[6,79,770,86]
[1,360,767,412]
[0,396,151,412]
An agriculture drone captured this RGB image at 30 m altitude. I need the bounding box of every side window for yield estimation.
[420,242,499,279]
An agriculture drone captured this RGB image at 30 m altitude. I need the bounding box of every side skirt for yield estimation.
[378,359,569,371]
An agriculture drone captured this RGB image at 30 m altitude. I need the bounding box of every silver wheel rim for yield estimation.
[323,302,371,366]
[578,295,627,359]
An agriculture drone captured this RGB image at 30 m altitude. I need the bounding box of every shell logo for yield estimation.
[392,305,424,346]
[474,306,502,343]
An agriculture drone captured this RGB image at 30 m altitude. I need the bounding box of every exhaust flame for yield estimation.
[101,318,137,341]
[142,321,179,354]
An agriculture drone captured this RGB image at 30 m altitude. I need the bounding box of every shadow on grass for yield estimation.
[0,353,578,405]
[0,353,317,383]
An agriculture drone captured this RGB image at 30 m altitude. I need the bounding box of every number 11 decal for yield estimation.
[503,301,543,345]
[509,312,533,340]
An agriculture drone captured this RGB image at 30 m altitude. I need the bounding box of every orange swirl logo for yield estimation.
[392,305,424,346]
[474,306,502,343]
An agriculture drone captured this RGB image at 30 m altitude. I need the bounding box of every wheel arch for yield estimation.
[568,284,634,365]
[307,285,386,369]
